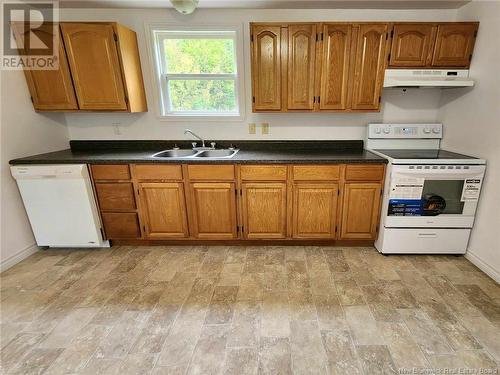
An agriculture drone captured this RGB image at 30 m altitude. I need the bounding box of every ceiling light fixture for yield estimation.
[170,0,199,14]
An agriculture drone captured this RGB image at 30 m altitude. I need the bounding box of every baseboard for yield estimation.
[465,250,500,283]
[111,239,375,246]
[0,243,39,273]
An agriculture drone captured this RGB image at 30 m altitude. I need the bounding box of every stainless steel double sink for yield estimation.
[152,148,239,159]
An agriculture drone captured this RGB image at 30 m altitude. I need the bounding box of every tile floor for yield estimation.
[1,246,499,374]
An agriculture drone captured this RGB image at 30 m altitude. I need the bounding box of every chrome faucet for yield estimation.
[184,129,205,148]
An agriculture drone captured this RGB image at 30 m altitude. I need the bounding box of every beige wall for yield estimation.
[0,71,69,270]
[439,1,500,281]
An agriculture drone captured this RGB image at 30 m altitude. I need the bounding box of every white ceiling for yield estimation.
[57,0,471,9]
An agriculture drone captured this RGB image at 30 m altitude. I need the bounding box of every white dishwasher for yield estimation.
[11,164,109,248]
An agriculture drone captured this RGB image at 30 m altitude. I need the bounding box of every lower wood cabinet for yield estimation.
[189,182,238,239]
[91,163,385,242]
[340,182,382,240]
[138,182,189,239]
[292,183,339,239]
[241,182,288,239]
[101,212,141,239]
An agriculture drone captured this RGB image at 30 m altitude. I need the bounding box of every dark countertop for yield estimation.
[9,140,388,165]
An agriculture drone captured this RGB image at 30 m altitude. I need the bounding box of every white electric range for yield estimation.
[367,123,486,254]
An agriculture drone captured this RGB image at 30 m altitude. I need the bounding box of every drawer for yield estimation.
[292,165,340,181]
[345,164,385,181]
[187,165,235,180]
[95,182,136,211]
[240,165,287,181]
[101,212,141,238]
[91,164,130,180]
[133,164,182,180]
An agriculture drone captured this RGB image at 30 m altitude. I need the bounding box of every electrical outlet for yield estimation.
[261,123,269,135]
[248,123,256,134]
[112,122,122,135]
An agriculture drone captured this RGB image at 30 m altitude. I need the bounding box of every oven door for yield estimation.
[384,164,485,228]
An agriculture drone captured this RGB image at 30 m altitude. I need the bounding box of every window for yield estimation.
[151,26,243,119]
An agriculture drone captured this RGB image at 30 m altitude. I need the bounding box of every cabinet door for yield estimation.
[340,183,382,240]
[432,23,478,67]
[292,183,338,239]
[251,25,282,111]
[11,23,78,110]
[61,23,127,110]
[287,24,316,110]
[241,182,287,239]
[351,24,388,111]
[318,24,352,110]
[189,182,237,239]
[138,183,189,239]
[389,23,435,67]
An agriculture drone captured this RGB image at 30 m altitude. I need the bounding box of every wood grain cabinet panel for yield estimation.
[189,182,238,239]
[133,164,183,181]
[187,165,235,181]
[241,182,287,239]
[138,183,188,238]
[340,182,382,240]
[91,164,130,180]
[389,23,435,67]
[240,165,287,181]
[292,183,338,239]
[251,25,282,111]
[345,164,385,181]
[432,23,478,67]
[318,24,353,110]
[95,182,136,211]
[351,23,389,111]
[292,165,340,181]
[61,23,127,110]
[287,24,316,110]
[101,212,141,238]
[11,23,78,111]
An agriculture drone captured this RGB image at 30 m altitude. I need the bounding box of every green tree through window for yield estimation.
[159,33,239,115]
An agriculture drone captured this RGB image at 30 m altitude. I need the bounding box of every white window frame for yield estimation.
[148,23,245,121]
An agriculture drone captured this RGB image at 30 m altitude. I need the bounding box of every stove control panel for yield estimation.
[368,123,442,139]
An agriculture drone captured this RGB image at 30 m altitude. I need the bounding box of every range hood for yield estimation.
[384,69,474,88]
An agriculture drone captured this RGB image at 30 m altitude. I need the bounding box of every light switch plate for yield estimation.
[261,123,269,135]
[248,123,256,134]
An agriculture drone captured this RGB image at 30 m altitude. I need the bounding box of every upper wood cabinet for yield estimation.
[389,23,435,67]
[388,22,478,68]
[14,22,147,112]
[318,24,353,110]
[61,22,147,111]
[250,22,389,113]
[251,25,282,111]
[138,182,189,239]
[432,23,478,67]
[11,22,78,110]
[61,23,127,110]
[351,23,389,111]
[287,24,317,110]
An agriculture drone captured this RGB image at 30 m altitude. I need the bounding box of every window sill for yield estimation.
[157,113,245,122]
